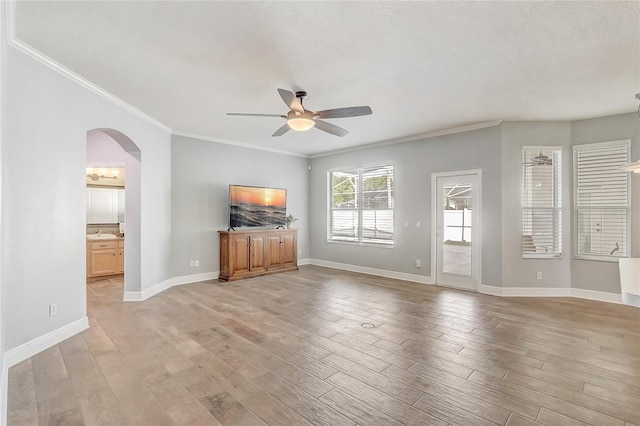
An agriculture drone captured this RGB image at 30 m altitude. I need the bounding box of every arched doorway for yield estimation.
[86,128,141,298]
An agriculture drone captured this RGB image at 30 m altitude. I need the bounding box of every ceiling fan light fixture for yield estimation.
[287,117,315,131]
[286,110,316,131]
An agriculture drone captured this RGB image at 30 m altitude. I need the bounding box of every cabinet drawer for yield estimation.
[89,241,117,250]
[118,240,124,248]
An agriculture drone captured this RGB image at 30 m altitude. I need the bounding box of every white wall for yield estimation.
[501,122,573,288]
[2,43,171,352]
[170,134,310,278]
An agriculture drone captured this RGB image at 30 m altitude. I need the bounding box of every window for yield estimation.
[328,164,394,245]
[573,140,630,260]
[522,147,562,257]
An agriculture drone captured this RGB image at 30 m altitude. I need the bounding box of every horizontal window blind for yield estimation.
[522,147,562,257]
[573,141,630,258]
[329,164,394,245]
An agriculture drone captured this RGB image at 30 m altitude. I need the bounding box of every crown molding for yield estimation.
[171,130,309,158]
[309,120,503,158]
[4,1,172,134]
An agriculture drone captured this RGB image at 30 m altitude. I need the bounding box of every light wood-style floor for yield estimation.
[7,266,640,425]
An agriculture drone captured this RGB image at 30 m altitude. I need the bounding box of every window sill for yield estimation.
[327,239,394,249]
[522,254,562,259]
[573,255,623,263]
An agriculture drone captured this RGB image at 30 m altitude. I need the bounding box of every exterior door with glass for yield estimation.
[434,172,480,291]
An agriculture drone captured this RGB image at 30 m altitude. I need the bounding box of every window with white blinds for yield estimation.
[522,147,562,257]
[328,164,394,245]
[573,140,630,259]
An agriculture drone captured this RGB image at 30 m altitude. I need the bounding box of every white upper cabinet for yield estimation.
[87,187,124,224]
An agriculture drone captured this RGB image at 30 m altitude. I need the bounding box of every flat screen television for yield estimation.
[228,185,287,229]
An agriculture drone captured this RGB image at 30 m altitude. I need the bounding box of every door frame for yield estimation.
[431,169,483,291]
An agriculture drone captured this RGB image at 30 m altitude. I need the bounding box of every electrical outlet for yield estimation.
[49,304,57,317]
[416,221,421,228]
[415,260,421,268]
[194,260,199,267]
[537,272,542,280]
[190,260,195,267]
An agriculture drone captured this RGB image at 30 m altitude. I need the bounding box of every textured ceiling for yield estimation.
[12,1,640,157]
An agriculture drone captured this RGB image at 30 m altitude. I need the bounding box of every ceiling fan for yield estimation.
[227,89,372,137]
[525,151,553,167]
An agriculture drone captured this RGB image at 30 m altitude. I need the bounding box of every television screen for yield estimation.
[229,185,287,228]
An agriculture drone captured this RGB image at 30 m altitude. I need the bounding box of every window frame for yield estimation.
[572,140,631,262]
[327,163,395,247]
[521,146,563,259]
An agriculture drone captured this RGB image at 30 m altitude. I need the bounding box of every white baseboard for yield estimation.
[1,353,7,426]
[309,259,434,284]
[124,271,219,302]
[305,261,623,305]
[4,316,89,369]
[298,258,311,266]
[479,284,623,304]
[571,288,623,304]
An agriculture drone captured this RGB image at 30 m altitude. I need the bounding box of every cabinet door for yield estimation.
[87,187,118,224]
[90,249,117,275]
[230,235,251,277]
[117,248,125,273]
[281,233,297,268]
[266,235,282,269]
[250,235,267,273]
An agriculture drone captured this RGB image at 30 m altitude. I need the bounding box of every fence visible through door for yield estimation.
[433,171,481,291]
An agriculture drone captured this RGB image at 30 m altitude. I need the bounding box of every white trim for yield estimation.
[1,353,6,426]
[310,120,502,159]
[572,139,631,150]
[172,130,308,158]
[571,288,623,304]
[479,284,623,304]
[122,291,143,302]
[124,272,219,302]
[309,259,434,284]
[5,2,172,134]
[4,317,89,368]
[302,263,625,305]
[431,169,483,291]
[522,145,563,151]
[298,258,311,266]
[572,139,631,259]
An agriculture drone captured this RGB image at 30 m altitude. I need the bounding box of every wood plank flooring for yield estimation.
[7,266,640,425]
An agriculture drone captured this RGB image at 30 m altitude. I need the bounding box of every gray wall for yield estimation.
[2,41,172,351]
[170,135,310,278]
[501,122,573,288]
[309,125,503,287]
[570,112,640,293]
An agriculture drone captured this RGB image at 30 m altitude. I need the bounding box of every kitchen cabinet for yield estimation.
[219,229,297,281]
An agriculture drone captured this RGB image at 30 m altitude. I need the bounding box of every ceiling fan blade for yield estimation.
[314,120,349,137]
[227,113,284,118]
[272,123,291,137]
[277,88,304,113]
[315,106,372,119]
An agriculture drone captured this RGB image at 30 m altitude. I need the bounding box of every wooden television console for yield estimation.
[218,228,298,281]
